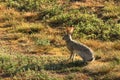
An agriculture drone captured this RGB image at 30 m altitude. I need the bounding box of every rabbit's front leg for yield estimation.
[68,51,75,62]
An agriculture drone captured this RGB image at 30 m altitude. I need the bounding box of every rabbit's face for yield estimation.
[62,35,70,41]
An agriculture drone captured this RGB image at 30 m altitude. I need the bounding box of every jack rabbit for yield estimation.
[63,27,95,63]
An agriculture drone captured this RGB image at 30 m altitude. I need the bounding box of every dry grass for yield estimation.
[0,1,120,80]
[15,22,44,34]
[70,0,104,8]
[80,39,120,51]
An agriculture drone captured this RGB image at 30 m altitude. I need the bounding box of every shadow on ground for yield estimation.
[44,60,87,71]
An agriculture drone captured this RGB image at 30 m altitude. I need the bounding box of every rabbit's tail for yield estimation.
[87,57,95,62]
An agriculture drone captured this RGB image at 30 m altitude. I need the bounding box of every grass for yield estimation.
[102,1,120,19]
[15,23,44,34]
[0,47,120,80]
[0,0,120,80]
[1,0,120,40]
[0,49,66,79]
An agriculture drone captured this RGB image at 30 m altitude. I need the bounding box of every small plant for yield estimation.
[3,0,58,11]
[102,1,120,20]
[65,73,76,80]
[112,41,120,50]
[34,38,50,46]
[35,73,58,80]
[5,0,41,11]
[39,4,63,20]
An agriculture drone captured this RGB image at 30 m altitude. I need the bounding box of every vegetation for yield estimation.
[0,0,120,80]
[1,0,120,40]
[0,47,120,80]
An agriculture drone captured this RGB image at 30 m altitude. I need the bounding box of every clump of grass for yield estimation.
[100,50,120,63]
[80,39,108,50]
[34,72,59,80]
[39,5,63,20]
[4,0,40,11]
[82,62,116,80]
[3,0,58,11]
[102,71,120,80]
[16,23,44,34]
[34,38,50,46]
[112,41,120,50]
[1,8,23,22]
[65,73,91,80]
[102,1,120,20]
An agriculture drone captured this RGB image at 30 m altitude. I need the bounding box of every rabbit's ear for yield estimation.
[70,27,74,33]
[66,27,74,34]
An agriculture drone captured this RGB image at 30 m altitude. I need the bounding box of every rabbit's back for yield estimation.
[66,40,91,52]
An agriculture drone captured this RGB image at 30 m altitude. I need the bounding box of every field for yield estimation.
[0,0,120,80]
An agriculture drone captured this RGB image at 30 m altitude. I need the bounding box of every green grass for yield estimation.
[102,1,120,19]
[0,51,65,79]
[0,0,120,80]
